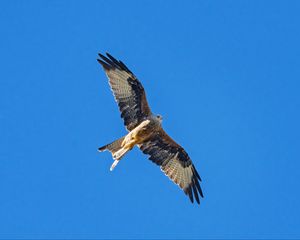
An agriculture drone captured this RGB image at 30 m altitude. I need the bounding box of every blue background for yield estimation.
[1,1,300,239]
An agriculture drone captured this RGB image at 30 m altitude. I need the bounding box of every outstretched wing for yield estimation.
[97,53,152,131]
[138,129,203,204]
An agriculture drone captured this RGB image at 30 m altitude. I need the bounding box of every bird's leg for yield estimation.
[110,145,132,171]
[111,130,139,171]
[110,150,124,171]
[110,159,119,171]
[121,131,136,147]
[111,142,135,172]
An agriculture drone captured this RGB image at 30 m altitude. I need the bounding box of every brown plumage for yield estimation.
[97,53,203,204]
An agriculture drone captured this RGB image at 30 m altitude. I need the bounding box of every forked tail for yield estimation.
[98,136,130,171]
[98,136,125,154]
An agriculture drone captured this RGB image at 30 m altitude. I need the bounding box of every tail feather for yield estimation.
[99,136,130,171]
[98,136,125,154]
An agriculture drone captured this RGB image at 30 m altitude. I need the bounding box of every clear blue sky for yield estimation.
[1,1,300,239]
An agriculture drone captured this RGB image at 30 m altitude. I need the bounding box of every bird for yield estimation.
[97,53,203,204]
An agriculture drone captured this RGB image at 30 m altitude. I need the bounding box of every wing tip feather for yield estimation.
[97,58,110,70]
[97,52,132,74]
[98,145,107,152]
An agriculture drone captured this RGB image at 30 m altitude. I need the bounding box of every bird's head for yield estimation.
[156,114,163,123]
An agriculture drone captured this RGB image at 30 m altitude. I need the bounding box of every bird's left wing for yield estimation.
[97,53,152,131]
[138,129,203,204]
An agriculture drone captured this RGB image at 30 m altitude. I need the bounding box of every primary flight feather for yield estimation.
[97,53,203,204]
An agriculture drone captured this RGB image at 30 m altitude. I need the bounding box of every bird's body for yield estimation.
[97,53,204,204]
[101,115,162,171]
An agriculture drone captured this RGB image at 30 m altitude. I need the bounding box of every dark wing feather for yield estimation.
[138,129,203,204]
[97,53,151,131]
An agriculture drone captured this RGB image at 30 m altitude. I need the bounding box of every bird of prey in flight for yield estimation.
[97,53,203,204]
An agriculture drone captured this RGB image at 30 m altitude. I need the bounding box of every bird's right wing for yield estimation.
[97,53,152,131]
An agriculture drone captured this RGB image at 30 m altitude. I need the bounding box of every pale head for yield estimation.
[156,114,163,123]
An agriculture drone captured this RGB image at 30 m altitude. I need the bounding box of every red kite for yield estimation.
[97,53,203,204]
